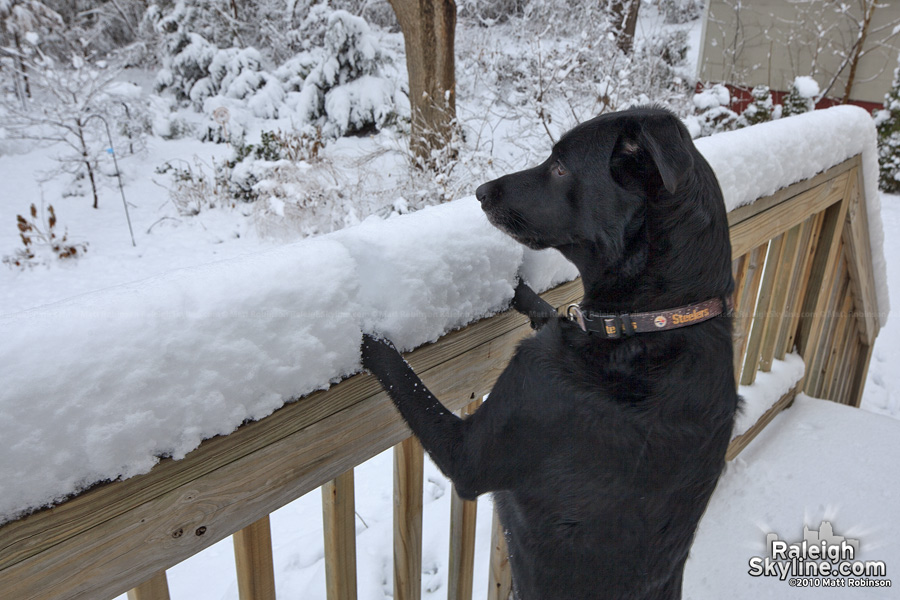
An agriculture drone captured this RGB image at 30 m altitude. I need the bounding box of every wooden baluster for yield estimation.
[759,224,802,372]
[807,254,846,395]
[798,195,851,393]
[126,571,170,600]
[447,398,482,600]
[831,303,857,403]
[775,216,817,359]
[848,343,874,408]
[733,244,768,387]
[823,283,853,400]
[780,212,825,358]
[741,234,785,386]
[394,437,424,600]
[233,515,277,600]
[323,470,358,600]
[487,507,512,600]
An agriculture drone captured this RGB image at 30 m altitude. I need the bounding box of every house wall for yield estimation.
[698,0,900,105]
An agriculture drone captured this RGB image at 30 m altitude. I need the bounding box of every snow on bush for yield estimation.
[782,75,820,117]
[295,10,406,138]
[736,84,775,128]
[154,34,284,120]
[688,83,738,137]
[876,59,900,194]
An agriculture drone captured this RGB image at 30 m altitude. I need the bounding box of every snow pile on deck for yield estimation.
[0,106,887,523]
[686,395,900,599]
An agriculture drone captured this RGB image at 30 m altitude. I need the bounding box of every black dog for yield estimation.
[362,106,738,599]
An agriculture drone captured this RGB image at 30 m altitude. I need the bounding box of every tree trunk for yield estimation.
[609,0,641,54]
[388,0,457,167]
[12,32,32,100]
[841,0,875,104]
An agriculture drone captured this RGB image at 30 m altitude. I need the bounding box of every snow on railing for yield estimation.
[0,106,888,600]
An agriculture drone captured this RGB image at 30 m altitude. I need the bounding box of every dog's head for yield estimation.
[476,106,731,307]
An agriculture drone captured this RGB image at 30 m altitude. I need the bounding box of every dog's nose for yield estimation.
[475,182,493,204]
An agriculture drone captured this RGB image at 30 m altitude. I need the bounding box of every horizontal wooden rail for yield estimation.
[0,155,882,600]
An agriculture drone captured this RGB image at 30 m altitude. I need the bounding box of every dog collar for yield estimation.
[565,297,731,339]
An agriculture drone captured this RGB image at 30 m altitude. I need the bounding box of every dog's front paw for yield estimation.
[361,333,403,378]
[512,279,556,330]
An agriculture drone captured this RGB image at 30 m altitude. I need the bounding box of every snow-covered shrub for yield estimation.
[155,157,227,215]
[217,127,325,203]
[3,203,87,269]
[781,76,819,117]
[296,10,405,138]
[737,85,774,128]
[690,83,738,137]
[876,61,900,193]
[153,32,285,119]
[250,160,357,239]
[458,0,526,24]
[660,0,704,24]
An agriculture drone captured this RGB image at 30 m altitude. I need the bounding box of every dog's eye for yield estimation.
[553,161,568,177]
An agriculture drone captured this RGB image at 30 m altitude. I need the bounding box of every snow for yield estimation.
[792,75,820,100]
[694,105,889,327]
[0,238,363,521]
[733,353,806,439]
[685,394,900,599]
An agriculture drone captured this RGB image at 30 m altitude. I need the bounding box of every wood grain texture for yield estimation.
[775,216,816,360]
[447,399,482,600]
[233,516,276,600]
[393,437,424,600]
[486,508,512,600]
[125,571,169,600]
[759,223,802,372]
[323,470,358,600]
[733,244,767,386]
[741,233,785,386]
[729,171,849,258]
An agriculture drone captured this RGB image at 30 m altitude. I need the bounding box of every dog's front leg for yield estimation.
[361,334,468,483]
[511,279,557,330]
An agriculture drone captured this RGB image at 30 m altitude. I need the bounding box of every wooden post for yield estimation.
[233,515,277,600]
[394,437,424,600]
[806,255,846,394]
[848,343,875,408]
[733,244,768,386]
[822,287,853,400]
[775,216,817,359]
[126,571,170,600]
[323,470,358,600]
[487,507,512,600]
[798,193,851,393]
[741,233,786,385]
[759,224,802,372]
[447,399,482,600]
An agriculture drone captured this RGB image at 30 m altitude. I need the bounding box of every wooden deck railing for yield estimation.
[0,155,881,600]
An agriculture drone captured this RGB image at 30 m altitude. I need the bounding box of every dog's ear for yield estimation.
[615,115,694,194]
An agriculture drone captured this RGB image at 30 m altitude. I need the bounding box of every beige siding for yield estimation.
[698,0,900,103]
